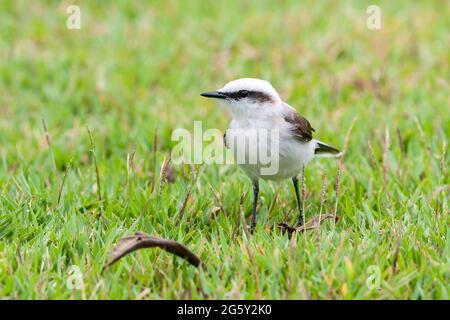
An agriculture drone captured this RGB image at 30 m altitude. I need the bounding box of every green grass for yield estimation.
[0,0,449,299]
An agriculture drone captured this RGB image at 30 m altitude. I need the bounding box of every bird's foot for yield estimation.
[250,222,256,234]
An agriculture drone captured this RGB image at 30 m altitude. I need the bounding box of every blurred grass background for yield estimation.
[0,0,448,299]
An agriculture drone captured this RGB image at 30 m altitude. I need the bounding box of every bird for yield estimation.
[201,78,341,233]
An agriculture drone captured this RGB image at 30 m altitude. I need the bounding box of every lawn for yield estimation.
[0,0,448,299]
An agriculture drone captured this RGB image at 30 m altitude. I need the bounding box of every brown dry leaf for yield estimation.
[160,158,176,184]
[104,232,201,269]
[165,165,176,183]
[278,214,339,237]
[211,206,221,218]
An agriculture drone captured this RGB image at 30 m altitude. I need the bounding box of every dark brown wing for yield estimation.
[284,109,315,142]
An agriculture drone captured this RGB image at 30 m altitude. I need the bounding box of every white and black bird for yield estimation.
[201,78,340,233]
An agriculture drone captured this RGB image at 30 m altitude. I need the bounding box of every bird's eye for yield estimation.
[239,90,249,98]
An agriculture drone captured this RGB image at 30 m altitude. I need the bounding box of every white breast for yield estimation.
[226,116,316,181]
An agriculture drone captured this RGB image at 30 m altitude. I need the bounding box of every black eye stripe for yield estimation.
[224,90,273,103]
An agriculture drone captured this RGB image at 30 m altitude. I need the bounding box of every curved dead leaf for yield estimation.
[104,232,201,269]
[278,214,339,237]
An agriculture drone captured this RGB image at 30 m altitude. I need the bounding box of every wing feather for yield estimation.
[282,104,315,142]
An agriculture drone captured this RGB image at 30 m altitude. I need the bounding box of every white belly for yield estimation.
[226,119,316,181]
[268,137,315,180]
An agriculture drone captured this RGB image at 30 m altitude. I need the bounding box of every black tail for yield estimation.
[315,141,341,157]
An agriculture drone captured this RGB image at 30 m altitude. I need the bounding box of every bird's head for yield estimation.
[201,78,281,118]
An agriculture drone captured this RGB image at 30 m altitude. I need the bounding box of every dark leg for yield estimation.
[292,176,304,226]
[250,180,259,234]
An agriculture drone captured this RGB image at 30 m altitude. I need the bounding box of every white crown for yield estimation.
[220,78,281,102]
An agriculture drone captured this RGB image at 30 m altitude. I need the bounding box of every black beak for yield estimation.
[200,91,227,99]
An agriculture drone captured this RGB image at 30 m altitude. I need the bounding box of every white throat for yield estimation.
[221,99,281,120]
